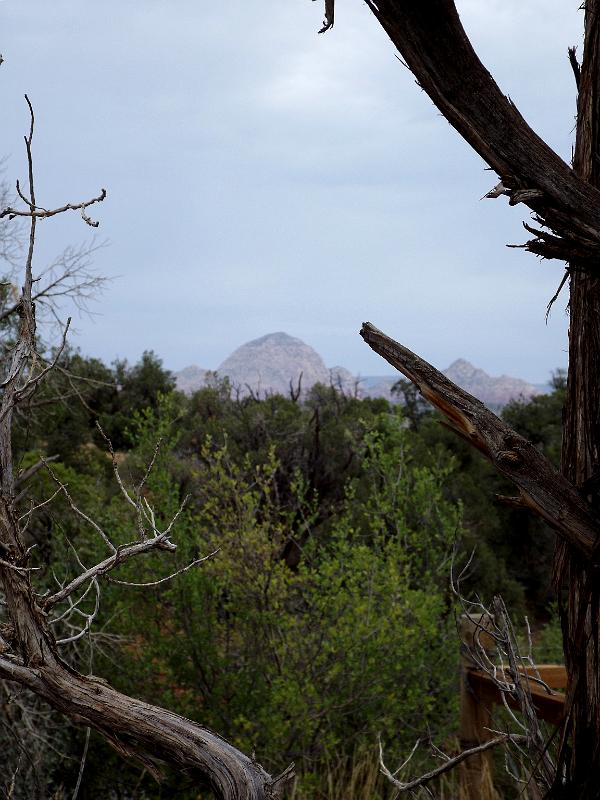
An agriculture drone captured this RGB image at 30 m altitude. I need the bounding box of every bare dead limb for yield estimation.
[0,96,292,799]
[359,322,600,559]
[318,1,600,265]
[0,653,291,799]
[429,563,558,794]
[317,0,334,33]
[43,460,116,553]
[42,536,213,610]
[378,733,527,792]
[1,186,106,228]
[106,551,218,588]
[15,455,59,490]
[0,240,111,327]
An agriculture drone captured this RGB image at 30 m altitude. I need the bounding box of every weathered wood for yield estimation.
[359,0,600,264]
[0,100,293,800]
[555,2,600,795]
[520,664,567,691]
[468,670,565,728]
[0,655,289,799]
[458,615,499,800]
[345,2,600,794]
[359,322,600,559]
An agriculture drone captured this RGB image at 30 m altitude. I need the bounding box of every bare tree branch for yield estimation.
[42,535,208,611]
[0,652,292,799]
[106,551,219,588]
[360,322,600,559]
[0,96,292,799]
[378,733,527,792]
[15,455,59,489]
[334,1,600,264]
[0,240,111,328]
[0,187,106,228]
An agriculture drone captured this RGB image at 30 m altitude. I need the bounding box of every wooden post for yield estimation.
[459,614,500,800]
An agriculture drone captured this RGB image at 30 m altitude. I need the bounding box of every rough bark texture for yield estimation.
[351,2,600,794]
[0,654,286,799]
[360,323,599,558]
[361,0,600,264]
[555,3,600,796]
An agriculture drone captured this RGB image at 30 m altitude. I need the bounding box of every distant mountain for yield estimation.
[174,333,545,408]
[358,375,397,402]
[175,365,209,395]
[216,332,329,396]
[443,359,538,408]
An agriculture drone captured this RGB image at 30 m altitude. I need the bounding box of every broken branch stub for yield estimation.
[359,322,600,559]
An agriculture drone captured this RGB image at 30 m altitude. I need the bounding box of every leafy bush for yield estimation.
[95,403,460,796]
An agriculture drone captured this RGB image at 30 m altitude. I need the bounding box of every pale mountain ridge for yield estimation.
[174,332,543,407]
[217,332,330,396]
[444,358,537,407]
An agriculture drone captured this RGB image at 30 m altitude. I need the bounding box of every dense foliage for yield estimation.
[3,347,564,798]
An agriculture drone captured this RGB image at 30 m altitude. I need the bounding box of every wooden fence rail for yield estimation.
[459,661,566,799]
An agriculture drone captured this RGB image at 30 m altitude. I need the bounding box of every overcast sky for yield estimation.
[0,2,583,383]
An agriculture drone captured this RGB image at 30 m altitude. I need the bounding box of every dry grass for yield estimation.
[286,741,501,800]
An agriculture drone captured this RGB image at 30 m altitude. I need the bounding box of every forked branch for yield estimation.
[378,733,527,793]
[0,96,293,800]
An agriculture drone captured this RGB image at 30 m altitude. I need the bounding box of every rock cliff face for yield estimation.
[174,333,544,407]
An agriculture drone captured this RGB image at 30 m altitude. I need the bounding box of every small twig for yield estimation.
[15,454,59,489]
[137,438,163,496]
[43,458,116,553]
[378,734,527,791]
[95,421,137,510]
[0,557,40,574]
[9,317,71,395]
[72,727,91,800]
[49,578,97,625]
[568,46,581,90]
[0,188,107,228]
[546,269,570,321]
[43,534,178,610]
[106,550,219,587]
[56,579,100,644]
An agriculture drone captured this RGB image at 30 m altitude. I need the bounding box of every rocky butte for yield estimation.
[175,332,544,408]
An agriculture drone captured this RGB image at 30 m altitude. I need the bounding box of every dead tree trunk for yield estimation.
[556,3,600,794]
[321,1,600,794]
[0,98,293,800]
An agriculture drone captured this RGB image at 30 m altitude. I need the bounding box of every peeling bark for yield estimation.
[358,0,600,264]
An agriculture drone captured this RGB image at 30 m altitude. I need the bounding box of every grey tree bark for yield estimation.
[336,2,600,795]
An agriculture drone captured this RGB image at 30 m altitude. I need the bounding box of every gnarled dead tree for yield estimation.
[316,1,600,797]
[0,98,293,799]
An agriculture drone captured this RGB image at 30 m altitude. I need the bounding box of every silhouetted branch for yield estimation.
[322,1,600,265]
